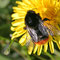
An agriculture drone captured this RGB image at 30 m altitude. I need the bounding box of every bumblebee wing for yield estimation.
[27,27,38,42]
[44,21,60,36]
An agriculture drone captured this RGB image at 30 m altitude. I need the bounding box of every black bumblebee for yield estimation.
[25,10,52,43]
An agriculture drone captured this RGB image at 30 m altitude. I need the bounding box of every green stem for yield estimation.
[45,52,54,60]
[34,55,46,60]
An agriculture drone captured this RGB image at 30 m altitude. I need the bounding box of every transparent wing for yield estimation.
[43,20,60,36]
[27,27,38,42]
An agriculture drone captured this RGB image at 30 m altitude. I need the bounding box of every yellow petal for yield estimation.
[23,0,34,7]
[26,32,31,40]
[19,40,26,46]
[37,45,43,55]
[44,42,48,52]
[17,0,33,10]
[53,36,60,49]
[11,13,24,20]
[28,41,33,55]
[33,44,38,54]
[13,28,25,36]
[11,24,25,32]
[19,33,27,46]
[13,7,24,11]
[12,30,26,39]
[13,7,26,14]
[49,40,54,53]
[11,27,15,31]
[55,40,60,49]
[49,34,54,53]
[11,19,24,26]
[16,1,28,6]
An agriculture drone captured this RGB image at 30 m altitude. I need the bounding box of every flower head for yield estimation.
[11,0,60,55]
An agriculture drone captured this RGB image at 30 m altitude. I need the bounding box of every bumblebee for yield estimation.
[25,10,53,44]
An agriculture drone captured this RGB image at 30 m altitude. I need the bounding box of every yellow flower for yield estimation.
[11,0,60,55]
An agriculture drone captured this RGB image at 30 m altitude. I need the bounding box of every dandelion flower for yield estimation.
[11,0,60,55]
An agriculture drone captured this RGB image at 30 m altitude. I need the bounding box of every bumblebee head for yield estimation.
[25,10,41,28]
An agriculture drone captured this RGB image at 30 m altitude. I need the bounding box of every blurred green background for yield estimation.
[0,0,60,60]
